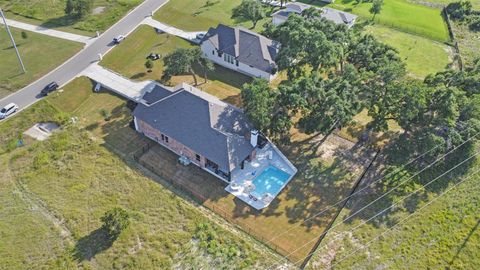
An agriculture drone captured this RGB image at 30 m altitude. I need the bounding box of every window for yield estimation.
[165,136,169,143]
[161,134,164,141]
[195,154,201,161]
[212,50,215,55]
[236,60,239,66]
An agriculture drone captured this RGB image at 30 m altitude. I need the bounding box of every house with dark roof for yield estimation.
[272,3,357,28]
[200,24,280,81]
[133,82,297,209]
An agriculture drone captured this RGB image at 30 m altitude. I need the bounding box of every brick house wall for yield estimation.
[136,118,206,168]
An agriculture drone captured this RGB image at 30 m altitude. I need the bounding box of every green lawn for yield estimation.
[0,26,82,98]
[365,24,452,78]
[154,0,276,32]
[0,77,278,269]
[101,25,251,107]
[0,0,142,34]
[301,0,450,42]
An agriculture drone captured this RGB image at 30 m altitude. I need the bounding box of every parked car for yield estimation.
[41,82,59,96]
[0,103,19,119]
[113,35,125,44]
[196,33,205,40]
[146,53,160,60]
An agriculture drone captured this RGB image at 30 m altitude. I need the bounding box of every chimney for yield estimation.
[250,130,259,147]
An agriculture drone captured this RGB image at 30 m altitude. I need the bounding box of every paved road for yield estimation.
[0,0,169,117]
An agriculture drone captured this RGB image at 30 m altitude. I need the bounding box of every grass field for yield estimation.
[305,139,480,270]
[154,0,276,32]
[0,77,278,269]
[301,0,450,42]
[100,26,251,107]
[365,24,452,78]
[0,0,142,34]
[412,0,480,9]
[0,25,82,99]
[451,22,480,67]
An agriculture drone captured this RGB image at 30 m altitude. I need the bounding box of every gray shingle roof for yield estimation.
[133,83,254,172]
[201,24,279,73]
[272,4,357,26]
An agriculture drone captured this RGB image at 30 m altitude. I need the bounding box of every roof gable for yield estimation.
[134,83,254,172]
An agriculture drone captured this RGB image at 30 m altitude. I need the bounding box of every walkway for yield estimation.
[141,17,206,43]
[80,64,166,102]
[0,18,93,44]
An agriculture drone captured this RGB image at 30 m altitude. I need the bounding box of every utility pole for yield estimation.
[0,8,26,73]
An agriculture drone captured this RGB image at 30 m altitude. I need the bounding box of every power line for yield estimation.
[329,169,480,269]
[261,130,480,268]
[266,149,480,269]
[261,130,480,249]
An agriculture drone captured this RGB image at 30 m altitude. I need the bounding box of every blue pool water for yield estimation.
[251,166,291,197]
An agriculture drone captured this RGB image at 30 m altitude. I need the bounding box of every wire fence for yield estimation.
[132,141,300,261]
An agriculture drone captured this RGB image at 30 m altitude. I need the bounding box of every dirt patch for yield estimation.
[92,6,106,15]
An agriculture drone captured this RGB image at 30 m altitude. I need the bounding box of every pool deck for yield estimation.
[225,142,297,210]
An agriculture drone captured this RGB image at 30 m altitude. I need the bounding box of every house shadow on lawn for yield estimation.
[73,228,114,262]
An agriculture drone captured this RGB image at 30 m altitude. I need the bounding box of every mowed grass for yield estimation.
[0,26,82,98]
[101,26,251,107]
[365,24,452,78]
[0,0,142,34]
[301,0,450,42]
[308,157,480,269]
[0,77,277,269]
[154,0,276,32]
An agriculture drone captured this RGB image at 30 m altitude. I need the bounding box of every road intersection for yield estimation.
[0,0,169,116]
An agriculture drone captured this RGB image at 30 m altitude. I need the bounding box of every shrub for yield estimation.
[101,207,130,240]
[21,31,28,39]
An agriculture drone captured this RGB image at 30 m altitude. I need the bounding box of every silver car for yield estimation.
[0,103,19,119]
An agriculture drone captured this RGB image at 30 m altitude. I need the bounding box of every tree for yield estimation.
[145,59,154,72]
[232,0,265,29]
[65,0,93,18]
[272,15,351,78]
[293,66,363,140]
[163,47,214,85]
[370,0,384,20]
[198,56,215,83]
[21,31,28,39]
[163,48,199,85]
[241,79,278,135]
[101,207,130,240]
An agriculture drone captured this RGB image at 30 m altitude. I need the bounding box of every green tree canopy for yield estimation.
[232,0,265,28]
[163,47,213,85]
[101,207,130,240]
[65,0,93,18]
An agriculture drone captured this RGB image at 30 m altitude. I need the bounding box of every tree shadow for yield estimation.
[130,72,147,80]
[39,15,80,29]
[73,227,114,262]
[449,219,480,266]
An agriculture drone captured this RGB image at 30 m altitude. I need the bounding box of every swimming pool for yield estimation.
[251,166,291,198]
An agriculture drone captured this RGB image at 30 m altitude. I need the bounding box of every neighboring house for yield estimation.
[272,2,357,28]
[200,24,280,81]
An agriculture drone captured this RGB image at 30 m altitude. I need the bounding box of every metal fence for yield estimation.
[132,142,298,261]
